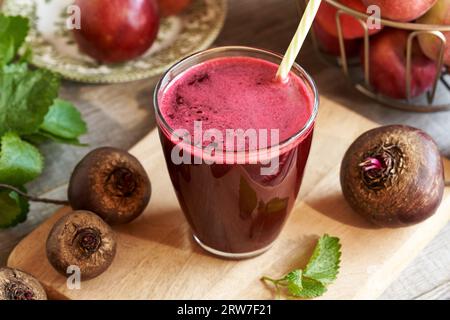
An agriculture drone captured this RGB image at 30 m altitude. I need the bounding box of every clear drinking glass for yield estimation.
[154,46,319,259]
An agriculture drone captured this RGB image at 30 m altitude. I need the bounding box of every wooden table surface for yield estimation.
[0,0,449,300]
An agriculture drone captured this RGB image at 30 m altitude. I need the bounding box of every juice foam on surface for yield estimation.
[159,57,314,149]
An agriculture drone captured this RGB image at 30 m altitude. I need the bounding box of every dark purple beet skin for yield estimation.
[73,0,160,64]
[68,147,151,225]
[340,125,445,228]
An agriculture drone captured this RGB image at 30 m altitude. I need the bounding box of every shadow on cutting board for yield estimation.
[114,209,197,251]
[306,192,379,230]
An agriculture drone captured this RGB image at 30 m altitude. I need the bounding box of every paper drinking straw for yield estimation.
[276,0,322,81]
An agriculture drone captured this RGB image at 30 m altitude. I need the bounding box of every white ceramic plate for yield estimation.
[2,0,227,83]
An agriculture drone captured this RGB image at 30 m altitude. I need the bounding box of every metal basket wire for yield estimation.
[304,0,450,112]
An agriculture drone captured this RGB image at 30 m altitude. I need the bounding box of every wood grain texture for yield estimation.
[7,97,450,300]
[0,0,449,299]
[416,281,450,300]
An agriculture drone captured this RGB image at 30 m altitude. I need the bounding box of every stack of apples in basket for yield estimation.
[314,0,450,100]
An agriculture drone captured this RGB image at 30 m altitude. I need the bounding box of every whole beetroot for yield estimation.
[340,125,445,227]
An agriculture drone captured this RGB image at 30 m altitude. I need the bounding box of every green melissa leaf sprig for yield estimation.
[0,65,60,136]
[41,99,88,139]
[262,234,342,299]
[0,132,43,186]
[0,186,29,229]
[0,14,29,66]
[0,14,87,229]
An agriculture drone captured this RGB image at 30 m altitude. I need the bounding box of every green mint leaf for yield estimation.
[18,45,32,64]
[2,62,28,73]
[24,129,88,146]
[21,133,49,145]
[0,66,60,136]
[30,131,87,146]
[40,99,87,140]
[0,14,29,65]
[0,132,44,186]
[285,270,327,299]
[285,269,303,295]
[290,277,327,299]
[262,234,341,299]
[0,35,15,66]
[0,187,29,229]
[304,234,342,285]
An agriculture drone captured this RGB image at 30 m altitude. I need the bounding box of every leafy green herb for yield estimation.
[18,46,33,64]
[0,66,60,136]
[303,234,342,285]
[262,234,341,299]
[0,187,29,229]
[40,99,87,141]
[0,36,14,67]
[27,131,87,146]
[0,14,87,229]
[0,14,29,66]
[0,132,43,186]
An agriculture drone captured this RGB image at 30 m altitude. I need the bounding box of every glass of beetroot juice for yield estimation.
[154,46,318,259]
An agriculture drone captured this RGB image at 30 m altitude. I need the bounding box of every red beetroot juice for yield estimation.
[155,48,317,258]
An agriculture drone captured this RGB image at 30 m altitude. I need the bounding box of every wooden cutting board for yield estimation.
[7,97,450,300]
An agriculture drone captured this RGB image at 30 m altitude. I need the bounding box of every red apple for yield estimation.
[316,0,382,40]
[362,0,437,22]
[313,22,361,57]
[418,0,450,66]
[73,0,160,64]
[365,29,438,99]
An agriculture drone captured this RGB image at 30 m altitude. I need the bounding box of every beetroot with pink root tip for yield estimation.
[340,125,445,227]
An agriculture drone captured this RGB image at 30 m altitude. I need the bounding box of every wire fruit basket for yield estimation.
[304,0,450,112]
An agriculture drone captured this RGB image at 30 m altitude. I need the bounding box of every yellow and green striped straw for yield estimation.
[276,0,322,81]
